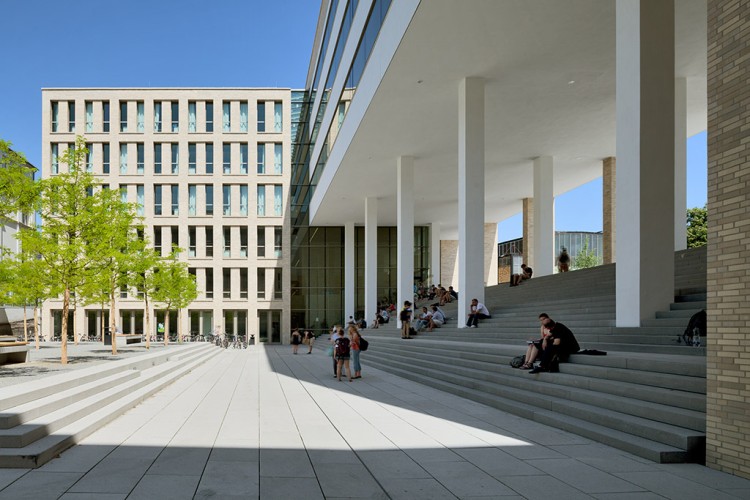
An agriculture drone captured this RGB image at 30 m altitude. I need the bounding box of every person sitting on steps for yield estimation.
[510,264,533,286]
[466,298,491,328]
[529,318,580,374]
[519,313,551,369]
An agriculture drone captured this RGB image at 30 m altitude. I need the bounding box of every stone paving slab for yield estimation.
[0,342,203,388]
[0,344,748,499]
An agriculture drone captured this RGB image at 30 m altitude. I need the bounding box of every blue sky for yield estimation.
[1,1,707,241]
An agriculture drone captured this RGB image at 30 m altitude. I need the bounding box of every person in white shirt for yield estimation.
[466,298,491,328]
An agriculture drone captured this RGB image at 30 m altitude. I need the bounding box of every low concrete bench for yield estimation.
[0,342,30,365]
[117,334,143,345]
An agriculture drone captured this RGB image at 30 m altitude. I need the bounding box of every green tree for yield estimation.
[0,140,39,220]
[572,237,601,270]
[686,205,707,248]
[17,136,126,364]
[126,242,161,350]
[151,251,198,346]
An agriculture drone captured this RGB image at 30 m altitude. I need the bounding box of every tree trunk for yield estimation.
[164,309,170,347]
[144,296,151,350]
[23,305,28,343]
[61,287,70,364]
[33,303,39,350]
[177,308,182,343]
[100,301,105,343]
[73,300,79,345]
[110,290,118,355]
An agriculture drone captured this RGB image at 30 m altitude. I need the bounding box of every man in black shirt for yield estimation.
[529,318,580,373]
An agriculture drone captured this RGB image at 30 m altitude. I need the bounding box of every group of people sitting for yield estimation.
[516,313,580,373]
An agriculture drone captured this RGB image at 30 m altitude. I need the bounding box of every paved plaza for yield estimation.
[0,345,749,499]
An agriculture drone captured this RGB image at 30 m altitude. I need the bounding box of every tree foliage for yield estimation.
[687,205,707,248]
[0,139,39,219]
[151,251,198,346]
[572,237,601,270]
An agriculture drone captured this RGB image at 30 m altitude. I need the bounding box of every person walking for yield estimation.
[330,326,343,377]
[349,325,362,379]
[557,247,571,272]
[304,330,315,354]
[400,301,413,339]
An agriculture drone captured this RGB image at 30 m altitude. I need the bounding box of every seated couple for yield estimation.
[521,313,580,373]
[415,306,446,332]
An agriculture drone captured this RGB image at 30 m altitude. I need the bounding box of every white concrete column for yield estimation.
[484,223,499,286]
[674,77,687,251]
[364,197,378,328]
[616,0,675,326]
[458,77,485,325]
[344,221,356,320]
[533,156,555,277]
[397,156,415,317]
[430,222,441,285]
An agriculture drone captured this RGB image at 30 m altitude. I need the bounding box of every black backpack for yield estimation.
[682,309,707,346]
[335,337,350,357]
[509,355,525,368]
[359,337,369,352]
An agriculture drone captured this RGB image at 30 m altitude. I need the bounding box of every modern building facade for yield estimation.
[40,89,292,343]
[295,0,750,481]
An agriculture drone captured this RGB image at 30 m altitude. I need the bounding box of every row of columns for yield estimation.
[348,0,688,329]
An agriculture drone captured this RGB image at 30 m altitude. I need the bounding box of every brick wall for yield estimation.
[706,0,750,479]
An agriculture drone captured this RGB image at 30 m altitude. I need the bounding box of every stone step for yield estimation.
[0,344,222,467]
[671,301,707,311]
[365,357,700,463]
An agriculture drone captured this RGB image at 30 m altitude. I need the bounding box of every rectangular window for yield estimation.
[223,185,231,216]
[136,143,144,174]
[51,144,59,174]
[133,101,143,132]
[223,143,231,174]
[205,184,214,215]
[171,101,179,132]
[257,101,265,132]
[85,101,93,132]
[188,143,196,174]
[240,268,248,299]
[257,227,265,257]
[223,227,231,257]
[154,227,162,254]
[222,101,231,132]
[119,143,128,174]
[240,227,248,258]
[188,184,197,216]
[154,185,162,216]
[274,101,282,132]
[154,143,162,174]
[273,268,282,299]
[257,268,265,299]
[274,143,282,174]
[136,185,145,216]
[206,268,214,298]
[120,101,128,132]
[257,185,265,216]
[171,226,179,251]
[338,102,346,128]
[68,101,76,132]
[206,143,214,174]
[240,102,248,132]
[171,185,179,215]
[51,102,59,132]
[85,143,93,172]
[257,143,265,174]
[240,144,248,174]
[205,227,213,257]
[102,143,110,174]
[223,268,231,299]
[239,185,248,216]
[171,143,179,174]
[188,101,197,132]
[205,102,213,132]
[103,101,110,132]
[154,102,162,132]
[273,184,283,216]
[274,226,282,258]
[188,226,196,257]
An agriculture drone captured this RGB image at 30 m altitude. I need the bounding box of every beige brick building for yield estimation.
[40,89,291,343]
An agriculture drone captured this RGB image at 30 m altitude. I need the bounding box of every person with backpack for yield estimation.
[348,325,362,379]
[400,301,413,339]
[291,329,302,354]
[330,326,343,377]
[304,330,315,354]
[335,329,353,382]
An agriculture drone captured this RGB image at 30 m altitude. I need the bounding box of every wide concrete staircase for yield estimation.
[0,343,221,468]
[364,247,707,463]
